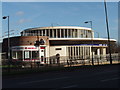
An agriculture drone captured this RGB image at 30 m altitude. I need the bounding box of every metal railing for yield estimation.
[1,53,120,73]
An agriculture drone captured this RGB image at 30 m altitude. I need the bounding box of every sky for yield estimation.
[1,0,120,2]
[1,2,118,42]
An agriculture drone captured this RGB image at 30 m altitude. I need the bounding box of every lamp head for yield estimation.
[3,16,7,19]
[84,21,88,23]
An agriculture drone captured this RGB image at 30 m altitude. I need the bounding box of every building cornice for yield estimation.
[49,38,116,42]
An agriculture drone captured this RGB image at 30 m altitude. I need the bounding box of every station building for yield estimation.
[2,26,116,64]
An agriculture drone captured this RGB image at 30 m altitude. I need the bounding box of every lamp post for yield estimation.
[3,16,10,72]
[3,30,15,38]
[94,31,100,38]
[34,32,45,66]
[104,0,112,64]
[84,21,94,65]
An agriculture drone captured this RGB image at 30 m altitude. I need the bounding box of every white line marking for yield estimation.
[101,78,120,82]
[62,85,78,88]
[19,77,70,84]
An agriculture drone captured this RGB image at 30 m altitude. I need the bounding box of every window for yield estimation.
[72,29,74,38]
[68,29,71,38]
[32,51,39,59]
[74,47,75,56]
[12,51,17,59]
[43,30,45,36]
[53,29,56,38]
[76,47,78,56]
[86,47,89,56]
[50,29,52,38]
[81,34,83,38]
[46,29,49,36]
[31,31,34,36]
[65,29,67,38]
[39,30,42,36]
[17,51,22,59]
[95,49,97,55]
[81,30,84,38]
[68,47,70,58]
[57,29,60,38]
[24,51,32,59]
[75,29,77,38]
[71,47,73,57]
[61,29,64,38]
[34,30,38,36]
[55,48,62,50]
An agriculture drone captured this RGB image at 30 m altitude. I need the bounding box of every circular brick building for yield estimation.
[2,26,116,64]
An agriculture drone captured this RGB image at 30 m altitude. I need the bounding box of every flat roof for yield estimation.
[49,38,116,42]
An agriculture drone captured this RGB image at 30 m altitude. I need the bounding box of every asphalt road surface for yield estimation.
[2,64,120,89]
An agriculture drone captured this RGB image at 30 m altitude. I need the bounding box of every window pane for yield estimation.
[50,29,52,38]
[65,29,67,38]
[53,29,56,38]
[46,29,49,36]
[61,29,64,38]
[57,29,60,38]
[68,29,71,38]
[17,51,22,59]
[75,29,77,38]
[43,30,45,36]
[12,51,16,59]
[32,51,39,59]
[24,51,31,59]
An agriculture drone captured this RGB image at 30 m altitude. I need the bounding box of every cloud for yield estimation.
[17,19,31,24]
[16,11,24,16]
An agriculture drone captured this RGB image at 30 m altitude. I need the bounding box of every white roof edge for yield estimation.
[93,38,117,41]
[49,38,117,41]
[23,26,92,31]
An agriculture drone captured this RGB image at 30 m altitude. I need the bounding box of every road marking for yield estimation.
[19,77,70,84]
[61,85,78,88]
[101,77,120,82]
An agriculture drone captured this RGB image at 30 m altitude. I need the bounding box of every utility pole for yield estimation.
[104,0,112,65]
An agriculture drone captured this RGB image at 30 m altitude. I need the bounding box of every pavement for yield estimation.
[2,64,120,89]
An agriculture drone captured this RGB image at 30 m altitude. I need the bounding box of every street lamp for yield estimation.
[84,21,94,65]
[3,16,10,72]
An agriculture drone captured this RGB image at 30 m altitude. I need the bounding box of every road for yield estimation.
[2,64,120,88]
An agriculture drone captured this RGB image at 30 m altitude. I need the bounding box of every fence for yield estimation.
[1,53,120,72]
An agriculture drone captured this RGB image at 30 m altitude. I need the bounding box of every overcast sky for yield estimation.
[1,2,118,42]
